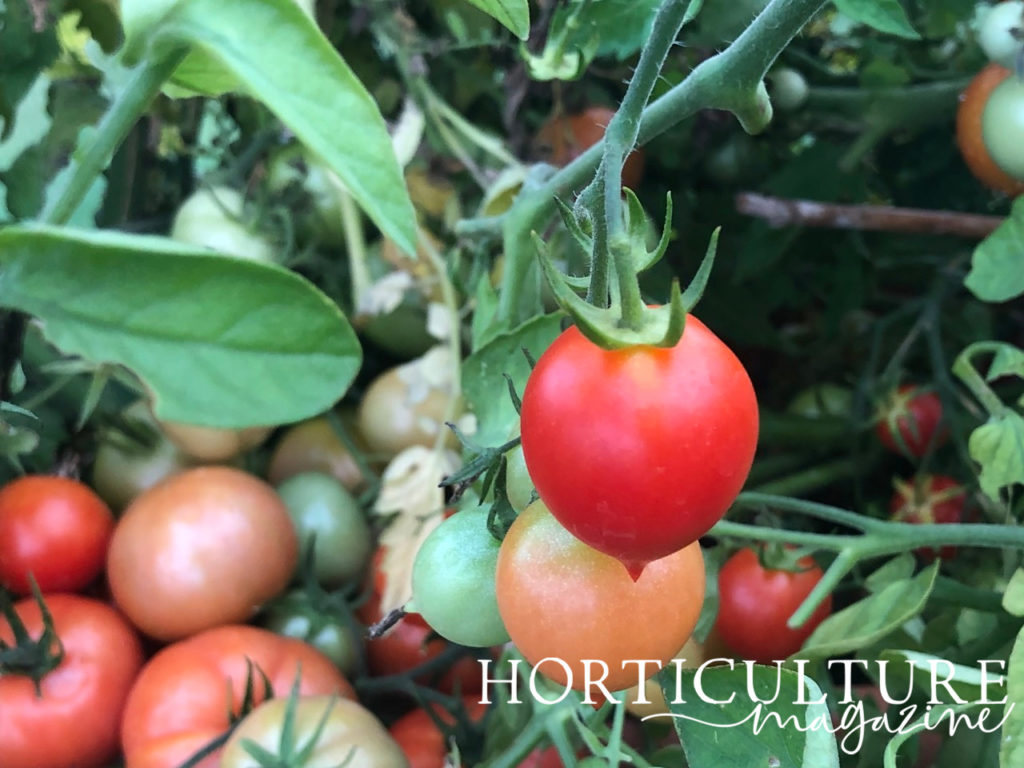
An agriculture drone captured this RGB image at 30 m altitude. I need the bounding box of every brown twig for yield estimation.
[735,192,1003,239]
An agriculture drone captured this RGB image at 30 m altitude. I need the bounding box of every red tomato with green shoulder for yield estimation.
[890,475,967,560]
[120,624,355,768]
[0,594,144,768]
[0,475,114,595]
[519,317,758,576]
[714,548,832,664]
[874,385,948,459]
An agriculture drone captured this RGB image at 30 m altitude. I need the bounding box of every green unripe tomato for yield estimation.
[786,383,854,419]
[92,431,192,512]
[979,1,1024,69]
[982,76,1024,181]
[411,508,510,647]
[170,187,275,263]
[277,472,372,588]
[505,440,535,513]
[262,591,360,675]
[768,67,809,111]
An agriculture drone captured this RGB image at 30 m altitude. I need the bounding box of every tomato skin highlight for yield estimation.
[714,548,832,664]
[0,594,144,768]
[956,63,1024,196]
[519,318,758,570]
[0,475,114,595]
[120,625,355,768]
[495,502,705,692]
[106,466,298,641]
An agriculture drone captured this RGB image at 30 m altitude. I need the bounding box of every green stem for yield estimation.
[733,492,880,532]
[788,549,857,627]
[40,49,187,226]
[749,457,862,497]
[953,342,1009,416]
[336,186,370,313]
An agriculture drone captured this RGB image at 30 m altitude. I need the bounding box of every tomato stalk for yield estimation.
[0,585,64,695]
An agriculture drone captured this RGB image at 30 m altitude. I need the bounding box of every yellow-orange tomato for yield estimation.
[535,106,646,190]
[495,502,705,692]
[957,63,1024,196]
[159,421,271,462]
[267,416,368,491]
[107,467,298,641]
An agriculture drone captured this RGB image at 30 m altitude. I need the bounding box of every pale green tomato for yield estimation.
[982,76,1024,180]
[170,187,275,262]
[979,1,1024,69]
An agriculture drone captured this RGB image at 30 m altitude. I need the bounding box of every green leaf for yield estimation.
[0,225,361,428]
[800,564,938,659]
[986,343,1024,381]
[462,313,562,446]
[462,0,530,40]
[966,197,1024,303]
[834,0,920,39]
[1001,626,1024,768]
[864,553,916,592]
[587,0,662,59]
[130,0,416,255]
[658,664,839,768]
[1005,569,1024,617]
[969,410,1024,501]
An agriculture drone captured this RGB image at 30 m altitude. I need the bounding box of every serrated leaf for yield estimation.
[1000,627,1024,767]
[800,564,938,658]
[1004,570,1024,617]
[0,225,361,428]
[134,0,416,255]
[966,197,1024,303]
[834,0,920,39]
[463,313,562,446]
[969,410,1024,501]
[657,664,839,768]
[462,0,530,40]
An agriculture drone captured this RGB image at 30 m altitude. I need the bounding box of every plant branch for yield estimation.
[736,193,1003,238]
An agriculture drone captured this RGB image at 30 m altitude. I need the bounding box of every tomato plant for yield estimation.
[0,475,114,595]
[388,696,487,768]
[261,589,362,675]
[106,466,298,640]
[267,415,369,492]
[120,625,355,768]
[714,548,832,664]
[0,594,144,768]
[874,385,948,458]
[276,471,372,587]
[411,507,509,647]
[170,186,276,263]
[890,475,967,560]
[495,501,705,693]
[957,63,1024,195]
[535,106,645,189]
[221,695,407,768]
[519,319,758,574]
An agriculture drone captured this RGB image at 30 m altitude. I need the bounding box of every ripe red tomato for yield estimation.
[874,385,948,459]
[714,548,832,664]
[0,475,114,595]
[890,475,967,560]
[0,594,144,768]
[357,549,484,694]
[495,502,705,693]
[957,64,1024,196]
[106,467,298,641]
[388,696,488,768]
[120,625,354,768]
[519,318,758,575]
[535,106,646,189]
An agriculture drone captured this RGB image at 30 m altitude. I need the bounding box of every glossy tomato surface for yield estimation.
[121,625,354,768]
[106,466,298,640]
[957,63,1024,195]
[519,318,758,572]
[0,475,114,594]
[0,594,144,768]
[495,502,705,693]
[714,548,832,664]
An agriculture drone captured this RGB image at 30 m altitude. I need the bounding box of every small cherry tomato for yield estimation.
[957,64,1024,195]
[495,501,705,692]
[982,74,1024,181]
[0,594,144,768]
[170,186,276,262]
[107,467,298,640]
[388,697,487,768]
[277,471,372,587]
[267,415,369,492]
[0,475,114,594]
[535,106,645,189]
[890,475,967,561]
[91,427,192,513]
[714,548,832,664]
[874,385,948,459]
[411,508,510,647]
[978,1,1024,69]
[261,589,363,675]
[520,317,758,574]
[158,420,271,462]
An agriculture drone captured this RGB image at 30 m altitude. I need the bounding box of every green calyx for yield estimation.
[535,191,719,350]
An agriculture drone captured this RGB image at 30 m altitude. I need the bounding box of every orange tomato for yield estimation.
[535,106,646,190]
